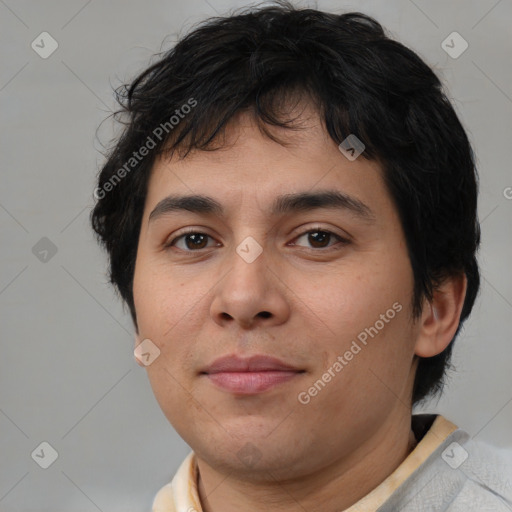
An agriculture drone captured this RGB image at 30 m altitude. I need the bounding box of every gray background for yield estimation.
[1,0,511,510]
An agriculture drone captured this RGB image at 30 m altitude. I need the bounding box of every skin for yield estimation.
[132,103,467,512]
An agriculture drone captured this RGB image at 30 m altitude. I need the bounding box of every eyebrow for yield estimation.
[148,190,375,224]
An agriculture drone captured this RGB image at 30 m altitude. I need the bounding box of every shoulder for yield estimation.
[428,434,512,510]
[455,437,512,502]
[430,429,512,510]
[379,420,512,511]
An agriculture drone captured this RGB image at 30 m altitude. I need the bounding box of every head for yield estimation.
[91,1,479,477]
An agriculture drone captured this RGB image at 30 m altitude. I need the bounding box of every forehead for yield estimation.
[143,108,392,223]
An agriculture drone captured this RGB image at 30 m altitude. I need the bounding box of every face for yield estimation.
[132,104,422,480]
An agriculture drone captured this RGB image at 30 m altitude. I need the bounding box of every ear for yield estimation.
[134,335,146,368]
[414,273,468,358]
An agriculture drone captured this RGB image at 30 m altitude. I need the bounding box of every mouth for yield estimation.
[203,370,305,394]
[200,354,306,394]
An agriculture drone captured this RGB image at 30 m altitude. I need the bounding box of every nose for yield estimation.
[210,240,290,329]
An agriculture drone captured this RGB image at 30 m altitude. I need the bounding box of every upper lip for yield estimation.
[201,354,303,374]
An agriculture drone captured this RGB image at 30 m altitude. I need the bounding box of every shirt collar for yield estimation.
[152,414,459,512]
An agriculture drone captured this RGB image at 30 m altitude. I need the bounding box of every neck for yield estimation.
[196,411,418,512]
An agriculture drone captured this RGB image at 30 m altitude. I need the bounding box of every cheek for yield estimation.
[145,365,199,444]
[133,256,205,339]
[288,258,409,341]
[295,310,415,436]
[290,254,415,386]
[133,263,206,413]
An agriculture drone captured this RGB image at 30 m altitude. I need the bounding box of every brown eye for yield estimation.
[292,229,349,251]
[167,231,215,251]
[307,230,331,248]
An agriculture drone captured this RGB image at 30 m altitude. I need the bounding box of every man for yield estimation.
[90,2,512,510]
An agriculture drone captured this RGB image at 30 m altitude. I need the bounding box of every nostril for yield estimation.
[259,311,271,318]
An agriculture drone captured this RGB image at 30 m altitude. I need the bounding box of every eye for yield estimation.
[166,230,218,251]
[165,227,349,253]
[291,228,349,251]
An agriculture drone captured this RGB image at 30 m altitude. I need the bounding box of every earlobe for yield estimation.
[414,273,467,358]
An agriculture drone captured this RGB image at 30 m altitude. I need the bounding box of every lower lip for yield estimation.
[205,371,302,394]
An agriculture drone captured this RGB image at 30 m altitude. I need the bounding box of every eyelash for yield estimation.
[164,227,350,253]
